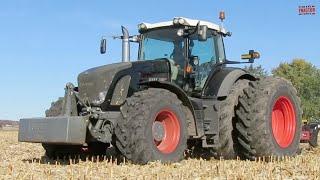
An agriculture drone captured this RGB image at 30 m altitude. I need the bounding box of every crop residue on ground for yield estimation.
[0,131,319,179]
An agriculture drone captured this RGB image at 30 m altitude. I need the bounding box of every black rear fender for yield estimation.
[203,67,256,98]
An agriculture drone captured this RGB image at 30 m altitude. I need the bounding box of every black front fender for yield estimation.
[140,81,193,111]
[140,81,198,136]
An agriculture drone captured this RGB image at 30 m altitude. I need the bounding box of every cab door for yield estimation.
[190,34,225,91]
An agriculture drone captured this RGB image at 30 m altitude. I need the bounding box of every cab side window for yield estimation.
[190,37,216,64]
[216,34,226,63]
[190,37,217,90]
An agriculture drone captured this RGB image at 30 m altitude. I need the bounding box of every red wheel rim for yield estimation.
[271,96,296,148]
[152,109,180,154]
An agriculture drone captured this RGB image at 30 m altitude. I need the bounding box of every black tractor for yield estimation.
[19,16,302,164]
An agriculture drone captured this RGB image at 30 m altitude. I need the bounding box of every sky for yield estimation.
[0,0,319,120]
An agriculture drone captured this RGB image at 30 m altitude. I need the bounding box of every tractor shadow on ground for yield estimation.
[185,143,313,162]
[22,147,125,165]
[184,141,219,161]
[184,149,216,161]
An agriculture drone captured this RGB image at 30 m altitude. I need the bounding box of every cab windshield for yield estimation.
[139,28,219,66]
[140,28,184,67]
[139,27,225,90]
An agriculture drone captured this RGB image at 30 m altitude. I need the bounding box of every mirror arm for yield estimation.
[183,21,200,38]
[190,21,200,35]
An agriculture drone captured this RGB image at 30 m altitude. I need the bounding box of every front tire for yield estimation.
[115,88,188,164]
[236,77,302,160]
[45,97,64,117]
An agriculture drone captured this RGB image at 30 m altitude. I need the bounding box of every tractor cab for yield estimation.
[137,17,228,93]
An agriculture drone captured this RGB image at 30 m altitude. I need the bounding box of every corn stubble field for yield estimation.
[0,131,319,179]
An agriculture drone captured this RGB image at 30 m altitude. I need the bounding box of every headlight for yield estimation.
[138,23,147,30]
[98,91,107,102]
[173,18,179,25]
[173,18,186,25]
[178,18,185,25]
[177,29,184,36]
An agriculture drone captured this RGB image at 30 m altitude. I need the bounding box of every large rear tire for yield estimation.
[115,88,188,164]
[236,77,302,160]
[45,97,64,117]
[214,79,249,159]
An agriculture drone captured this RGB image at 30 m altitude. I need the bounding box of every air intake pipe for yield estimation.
[121,26,130,62]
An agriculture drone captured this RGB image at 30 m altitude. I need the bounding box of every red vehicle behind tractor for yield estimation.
[301,121,320,147]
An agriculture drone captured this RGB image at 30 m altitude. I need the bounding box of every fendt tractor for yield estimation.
[19,14,302,164]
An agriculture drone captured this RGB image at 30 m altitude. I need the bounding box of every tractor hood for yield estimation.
[78,59,171,107]
[78,62,132,106]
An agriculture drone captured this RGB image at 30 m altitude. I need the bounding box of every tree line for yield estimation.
[244,59,320,122]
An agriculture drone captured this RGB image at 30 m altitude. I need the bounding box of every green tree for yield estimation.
[244,64,268,77]
[272,59,320,121]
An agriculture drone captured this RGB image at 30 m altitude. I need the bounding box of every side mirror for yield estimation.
[100,38,107,54]
[241,50,260,62]
[198,25,208,41]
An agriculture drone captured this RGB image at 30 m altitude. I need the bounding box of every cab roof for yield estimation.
[140,17,227,34]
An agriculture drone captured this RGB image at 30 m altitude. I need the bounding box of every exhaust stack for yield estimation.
[121,26,130,62]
